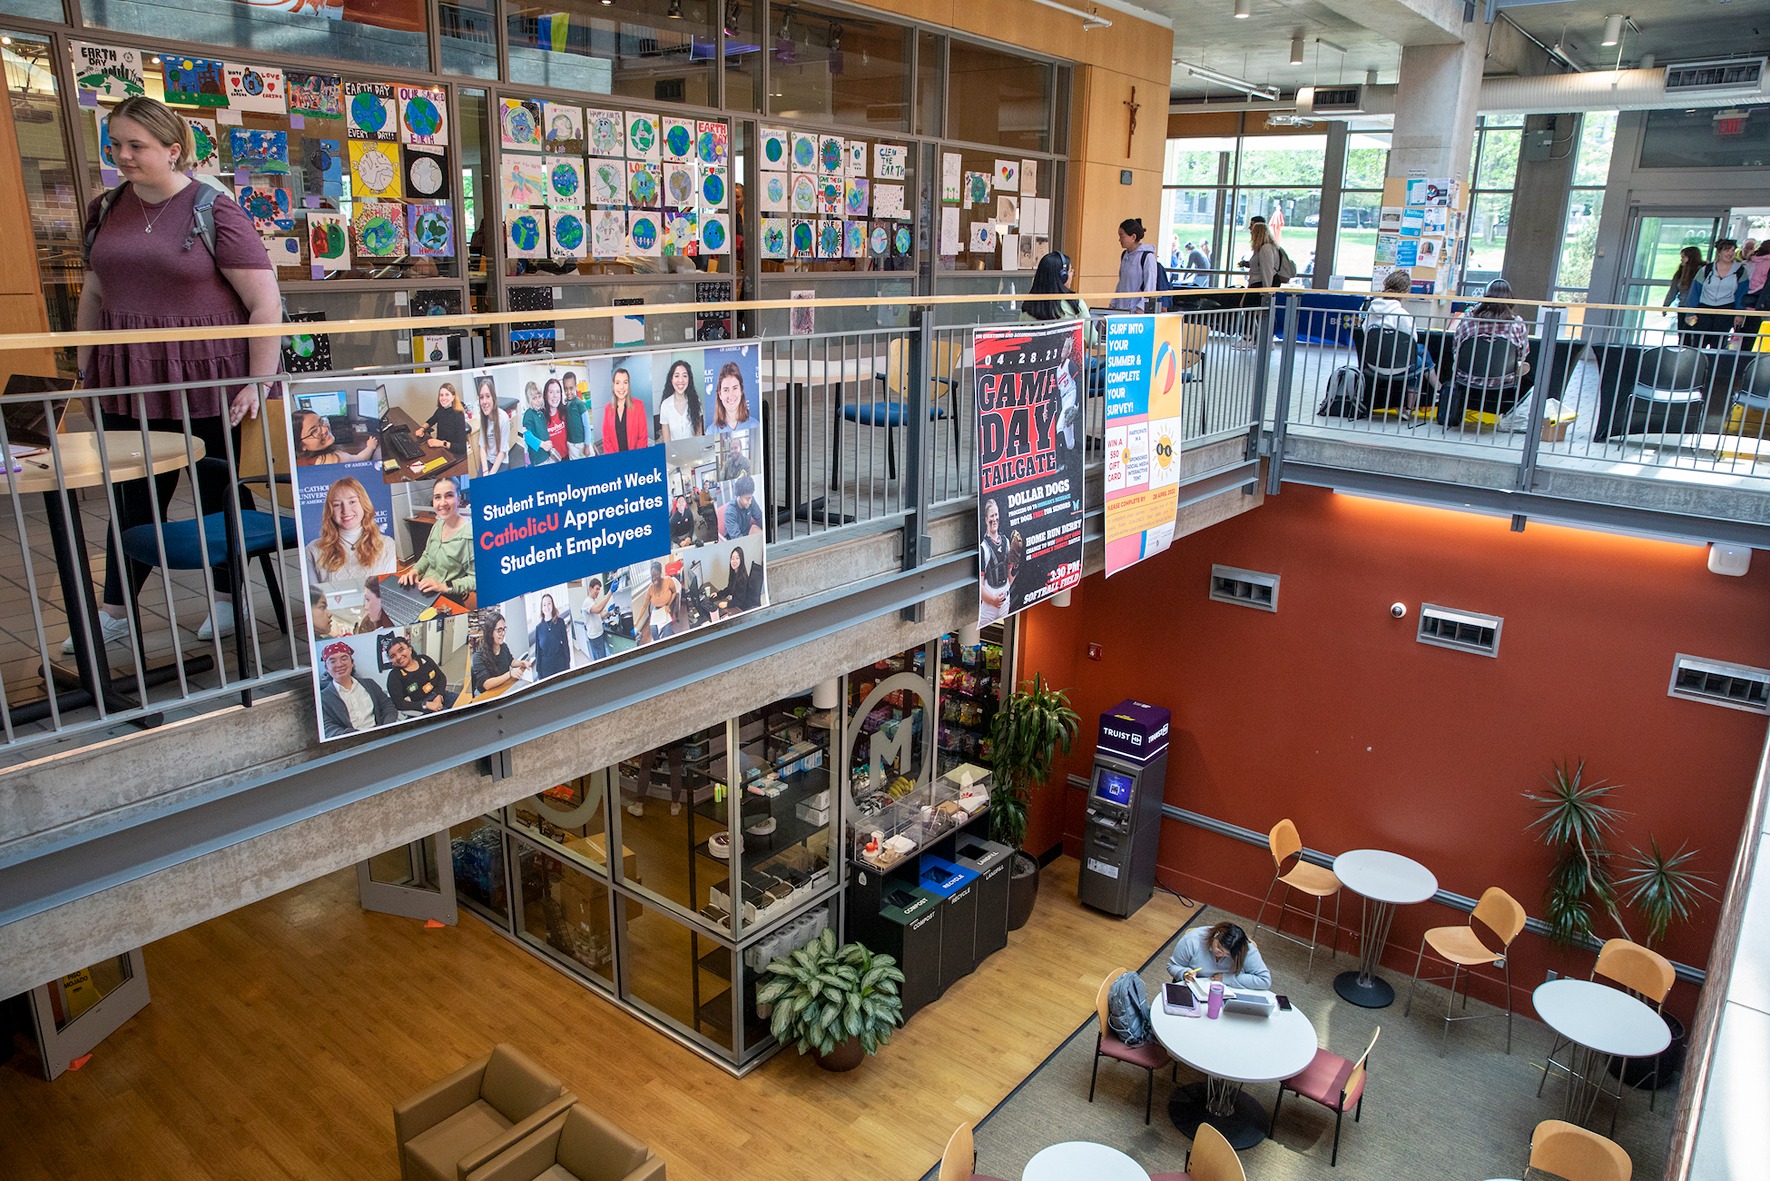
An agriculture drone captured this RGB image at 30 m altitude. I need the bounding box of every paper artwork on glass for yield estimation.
[1020,159,1038,196]
[790,133,817,170]
[405,146,450,201]
[541,103,584,154]
[349,141,400,198]
[228,128,288,174]
[868,224,888,258]
[843,220,866,259]
[846,139,868,176]
[344,83,396,142]
[550,209,587,260]
[224,63,286,113]
[664,163,696,208]
[353,201,406,257]
[585,107,624,157]
[964,171,990,206]
[760,128,788,168]
[628,162,661,208]
[700,166,728,210]
[760,172,788,213]
[871,183,906,220]
[625,112,659,161]
[844,178,869,217]
[817,135,843,175]
[816,219,842,259]
[287,71,343,120]
[817,175,844,218]
[997,196,1019,224]
[501,156,548,206]
[587,159,623,205]
[968,221,996,252]
[590,208,626,256]
[994,160,1018,190]
[790,219,814,259]
[234,180,293,232]
[71,43,144,99]
[941,153,961,202]
[893,225,912,257]
[506,208,546,258]
[545,156,585,209]
[874,143,907,181]
[628,211,662,256]
[308,210,350,271]
[396,85,448,147]
[162,57,227,108]
[500,98,543,151]
[700,213,730,255]
[407,204,454,257]
[790,173,817,215]
[662,117,694,161]
[697,121,728,166]
[760,218,788,259]
[186,117,221,174]
[661,207,697,256]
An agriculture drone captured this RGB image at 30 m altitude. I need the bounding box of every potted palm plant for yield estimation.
[755,929,904,1072]
[989,672,1080,930]
[1524,758,1714,1088]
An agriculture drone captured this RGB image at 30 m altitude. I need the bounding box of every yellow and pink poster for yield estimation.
[1103,314,1185,577]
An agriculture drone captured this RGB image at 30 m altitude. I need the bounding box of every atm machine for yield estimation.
[1077,699,1170,917]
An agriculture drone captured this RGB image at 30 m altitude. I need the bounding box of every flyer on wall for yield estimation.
[1102,315,1185,577]
[974,318,1085,626]
[288,343,767,741]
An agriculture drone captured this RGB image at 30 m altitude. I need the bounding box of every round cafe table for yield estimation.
[1332,849,1438,1008]
[1150,996,1318,1150]
[1533,978,1670,1127]
[1021,1141,1148,1181]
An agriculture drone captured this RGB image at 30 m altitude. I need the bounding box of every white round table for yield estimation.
[1022,1141,1149,1181]
[1533,978,1671,1126]
[1332,849,1438,1008]
[1150,999,1319,1149]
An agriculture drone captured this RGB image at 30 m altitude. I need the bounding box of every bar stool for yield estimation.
[1404,886,1526,1053]
[1254,819,1341,980]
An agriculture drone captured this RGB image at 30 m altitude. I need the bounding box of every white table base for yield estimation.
[1167,1078,1271,1150]
[1335,893,1404,1008]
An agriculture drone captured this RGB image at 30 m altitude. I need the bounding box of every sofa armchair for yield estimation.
[394,1044,577,1181]
[465,1104,665,1181]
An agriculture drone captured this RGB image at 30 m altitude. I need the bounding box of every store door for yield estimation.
[27,950,150,1080]
[357,833,458,924]
[1616,209,1727,328]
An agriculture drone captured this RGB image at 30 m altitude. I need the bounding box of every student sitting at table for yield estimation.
[399,476,475,597]
[318,641,398,737]
[1167,921,1271,990]
[384,633,448,714]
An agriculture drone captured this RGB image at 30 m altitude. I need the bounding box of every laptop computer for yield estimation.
[376,579,440,625]
[2,374,76,448]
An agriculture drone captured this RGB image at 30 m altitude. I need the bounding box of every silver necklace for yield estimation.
[139,190,175,234]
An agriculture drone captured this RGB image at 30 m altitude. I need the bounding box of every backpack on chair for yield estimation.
[1317,366,1368,418]
[1107,970,1153,1046]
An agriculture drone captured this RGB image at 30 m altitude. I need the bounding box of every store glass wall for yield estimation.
[1554,111,1616,301]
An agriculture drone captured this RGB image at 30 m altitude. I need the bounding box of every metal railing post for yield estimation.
[899,310,931,623]
[1517,307,1561,491]
[1264,292,1301,496]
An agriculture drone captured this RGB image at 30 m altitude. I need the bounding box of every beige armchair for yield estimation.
[465,1104,665,1181]
[394,1044,577,1181]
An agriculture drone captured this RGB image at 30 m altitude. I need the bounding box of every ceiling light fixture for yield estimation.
[1601,14,1623,46]
[1234,0,1250,17]
[1290,34,1305,66]
[1174,58,1280,101]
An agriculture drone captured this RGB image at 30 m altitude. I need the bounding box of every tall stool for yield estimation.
[1254,819,1341,980]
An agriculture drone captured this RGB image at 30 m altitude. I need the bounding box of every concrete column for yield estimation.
[1504,113,1580,301]
[1387,37,1485,184]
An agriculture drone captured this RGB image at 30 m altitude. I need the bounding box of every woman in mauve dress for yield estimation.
[73,95,282,648]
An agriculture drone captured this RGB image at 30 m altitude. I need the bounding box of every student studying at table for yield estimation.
[1167,921,1271,990]
[399,476,475,597]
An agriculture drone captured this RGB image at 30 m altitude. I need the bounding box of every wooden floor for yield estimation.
[1,857,1196,1181]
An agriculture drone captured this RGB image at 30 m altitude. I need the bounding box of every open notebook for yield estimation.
[1183,976,1278,1016]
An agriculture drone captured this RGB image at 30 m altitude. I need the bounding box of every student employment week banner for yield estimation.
[288,343,767,742]
[974,318,1085,626]
[1102,314,1184,577]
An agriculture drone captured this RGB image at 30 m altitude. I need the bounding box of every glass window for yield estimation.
[1475,128,1521,190]
[0,0,61,21]
[509,773,611,875]
[450,816,509,920]
[1640,104,1770,169]
[722,0,762,111]
[947,38,1049,151]
[3,34,81,359]
[507,0,716,105]
[848,643,930,800]
[1342,132,1389,189]
[916,30,942,138]
[1235,134,1326,187]
[79,0,429,71]
[1572,111,1617,187]
[1555,190,1603,293]
[936,628,1001,775]
[622,894,733,1048]
[1333,192,1382,279]
[769,1,910,132]
[1159,187,1223,278]
[759,132,917,276]
[935,146,1039,273]
[514,838,615,985]
[1164,137,1233,186]
[1466,189,1513,281]
[441,0,499,79]
[1227,186,1322,279]
[614,725,728,917]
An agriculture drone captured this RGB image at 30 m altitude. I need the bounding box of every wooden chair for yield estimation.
[1537,938,1676,1129]
[1254,818,1341,980]
[831,336,964,486]
[1404,886,1527,1053]
[1269,1026,1379,1167]
[1089,968,1171,1125]
[1147,1123,1244,1181]
[1528,1119,1632,1181]
[937,1122,1008,1181]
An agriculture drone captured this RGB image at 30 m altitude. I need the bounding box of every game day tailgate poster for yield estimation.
[1103,314,1184,576]
[289,343,767,741]
[974,319,1085,626]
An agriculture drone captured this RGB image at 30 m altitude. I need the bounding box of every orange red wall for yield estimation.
[1018,484,1770,1020]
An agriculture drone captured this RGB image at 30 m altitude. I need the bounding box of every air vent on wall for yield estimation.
[1416,604,1502,657]
[1663,58,1766,98]
[1209,565,1279,612]
[1298,85,1364,115]
[1668,655,1770,714]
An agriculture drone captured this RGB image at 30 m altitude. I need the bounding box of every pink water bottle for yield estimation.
[1206,981,1225,1019]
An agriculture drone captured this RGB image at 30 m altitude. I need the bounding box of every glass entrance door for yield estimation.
[1618,210,1727,330]
[357,832,458,924]
[27,950,150,1080]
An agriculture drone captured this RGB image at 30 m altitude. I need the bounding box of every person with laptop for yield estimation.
[1166,920,1271,991]
[399,476,475,597]
[383,634,449,715]
[470,609,531,696]
[292,409,380,467]
[72,95,283,649]
[318,641,398,738]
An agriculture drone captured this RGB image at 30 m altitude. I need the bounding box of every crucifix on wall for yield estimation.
[1124,86,1140,157]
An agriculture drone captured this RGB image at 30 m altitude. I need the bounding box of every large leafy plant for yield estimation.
[988,673,1080,851]
[1524,758,1714,948]
[755,929,905,1057]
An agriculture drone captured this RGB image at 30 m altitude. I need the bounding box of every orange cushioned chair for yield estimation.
[1147,1123,1245,1181]
[1254,819,1341,981]
[1269,1026,1379,1167]
[1404,886,1527,1053]
[937,1122,1008,1181]
[1528,1118,1632,1181]
[1536,938,1676,1130]
[1089,968,1172,1125]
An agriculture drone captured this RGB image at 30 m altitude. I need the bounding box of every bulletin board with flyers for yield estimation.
[754,126,916,273]
[1372,176,1467,296]
[936,147,1053,273]
[493,97,733,275]
[69,40,462,285]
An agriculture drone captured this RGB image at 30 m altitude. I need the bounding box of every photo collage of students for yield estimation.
[291,343,767,740]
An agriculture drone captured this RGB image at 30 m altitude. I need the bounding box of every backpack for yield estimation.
[1106,970,1153,1047]
[1317,366,1367,418]
[83,176,231,265]
[1273,246,1298,284]
[1152,259,1179,313]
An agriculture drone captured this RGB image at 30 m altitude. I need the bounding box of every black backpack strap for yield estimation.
[82,183,129,268]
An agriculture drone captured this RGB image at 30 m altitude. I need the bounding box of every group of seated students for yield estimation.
[318,634,450,737]
[1358,271,1531,419]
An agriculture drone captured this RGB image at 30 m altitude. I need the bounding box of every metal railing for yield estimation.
[1,286,1762,759]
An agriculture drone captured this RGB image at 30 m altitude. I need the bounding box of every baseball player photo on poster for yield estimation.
[974,319,1085,626]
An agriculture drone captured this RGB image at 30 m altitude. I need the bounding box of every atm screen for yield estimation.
[1093,767,1134,807]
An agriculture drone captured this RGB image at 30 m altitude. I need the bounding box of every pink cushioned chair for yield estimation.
[937,1122,1008,1181]
[1089,968,1172,1125]
[1269,1026,1379,1167]
[1147,1123,1245,1181]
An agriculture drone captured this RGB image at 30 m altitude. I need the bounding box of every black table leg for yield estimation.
[1167,1079,1269,1150]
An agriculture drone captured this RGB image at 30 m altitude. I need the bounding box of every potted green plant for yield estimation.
[755,929,904,1072]
[1524,758,1714,1087]
[989,672,1080,930]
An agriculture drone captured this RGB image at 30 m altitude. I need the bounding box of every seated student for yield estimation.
[714,545,763,617]
[1449,278,1531,394]
[470,608,531,694]
[1360,268,1437,412]
[399,477,475,597]
[721,474,765,539]
[413,382,468,458]
[292,409,380,467]
[668,494,697,546]
[1167,920,1271,991]
[383,633,448,714]
[318,641,398,737]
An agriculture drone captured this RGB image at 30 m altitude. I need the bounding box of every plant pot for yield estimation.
[1610,1010,1685,1089]
[1006,851,1040,931]
[814,1036,866,1072]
